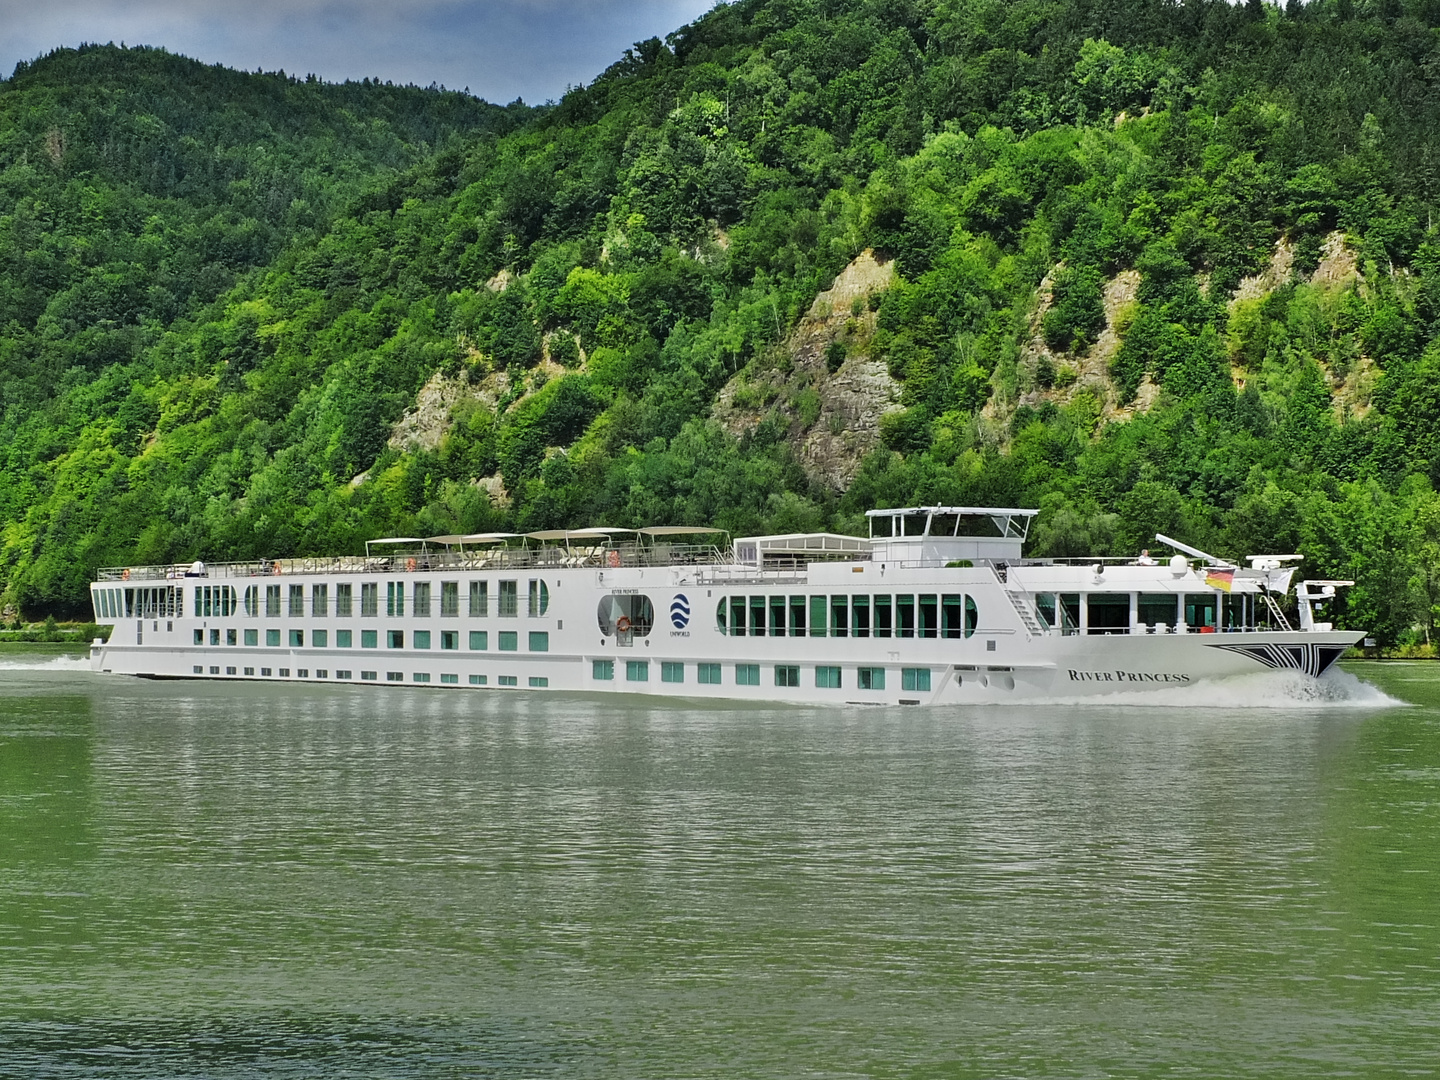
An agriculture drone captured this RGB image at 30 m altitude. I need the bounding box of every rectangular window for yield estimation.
[729,596,747,636]
[361,583,378,618]
[361,671,377,681]
[831,595,848,638]
[297,669,308,678]
[528,580,540,617]
[413,672,431,683]
[697,663,721,685]
[1088,593,1132,635]
[266,585,281,617]
[901,667,932,692]
[336,583,353,617]
[809,596,828,637]
[789,595,807,637]
[874,595,892,638]
[244,628,258,646]
[896,595,915,638]
[768,596,787,637]
[413,582,431,617]
[335,670,351,679]
[209,665,220,675]
[361,629,378,649]
[413,630,431,649]
[735,664,760,686]
[919,594,938,638]
[498,675,518,687]
[244,667,256,676]
[387,581,404,618]
[499,581,518,617]
[278,669,290,677]
[441,630,458,650]
[469,630,488,650]
[942,595,965,639]
[194,665,204,674]
[193,628,203,645]
[388,630,404,649]
[289,629,303,648]
[626,660,649,682]
[593,659,615,681]
[336,629,352,648]
[857,667,886,691]
[469,580,488,617]
[441,673,459,684]
[387,672,403,682]
[226,628,237,646]
[261,667,273,677]
[528,631,549,652]
[749,596,766,637]
[469,673,487,686]
[775,665,800,687]
[1140,593,1180,631]
[315,669,328,678]
[312,583,328,617]
[209,628,220,646]
[661,662,684,683]
[499,631,518,651]
[528,677,549,688]
[852,595,870,638]
[266,628,280,647]
[289,585,304,617]
[815,665,842,689]
[441,581,459,617]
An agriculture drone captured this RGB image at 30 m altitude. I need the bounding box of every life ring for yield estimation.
[616,615,632,633]
[406,557,417,572]
[121,568,130,581]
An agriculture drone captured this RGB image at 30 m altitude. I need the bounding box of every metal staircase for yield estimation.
[1004,588,1046,639]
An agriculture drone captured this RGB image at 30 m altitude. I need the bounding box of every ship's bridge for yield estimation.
[866,506,1037,565]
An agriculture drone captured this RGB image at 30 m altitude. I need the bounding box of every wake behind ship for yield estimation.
[88,507,1362,704]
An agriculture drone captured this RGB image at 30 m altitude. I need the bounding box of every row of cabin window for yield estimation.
[189,667,544,688]
[592,660,932,690]
[192,627,550,651]
[1036,592,1248,633]
[94,586,182,620]
[189,580,549,619]
[716,594,979,639]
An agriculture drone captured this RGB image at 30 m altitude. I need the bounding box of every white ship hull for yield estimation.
[87,547,1363,707]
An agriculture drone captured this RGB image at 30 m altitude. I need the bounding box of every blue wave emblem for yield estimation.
[670,594,691,630]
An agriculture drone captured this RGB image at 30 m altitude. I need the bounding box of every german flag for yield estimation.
[1205,568,1235,593]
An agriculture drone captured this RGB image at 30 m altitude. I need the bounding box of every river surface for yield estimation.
[1,654,1437,1077]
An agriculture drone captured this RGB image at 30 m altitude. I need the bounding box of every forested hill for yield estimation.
[5,2,1440,645]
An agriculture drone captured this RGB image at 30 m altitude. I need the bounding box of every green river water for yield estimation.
[0,653,1436,1077]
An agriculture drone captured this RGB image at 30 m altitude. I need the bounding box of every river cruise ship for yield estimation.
[87,507,1362,704]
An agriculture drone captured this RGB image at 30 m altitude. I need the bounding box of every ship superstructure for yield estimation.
[88,507,1362,703]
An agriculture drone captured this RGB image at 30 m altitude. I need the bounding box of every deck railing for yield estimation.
[99,543,731,582]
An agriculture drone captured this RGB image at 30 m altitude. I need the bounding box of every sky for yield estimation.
[1,0,718,104]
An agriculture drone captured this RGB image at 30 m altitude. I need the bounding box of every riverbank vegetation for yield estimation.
[7,0,1440,645]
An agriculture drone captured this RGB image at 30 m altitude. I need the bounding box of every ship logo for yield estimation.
[670,594,691,630]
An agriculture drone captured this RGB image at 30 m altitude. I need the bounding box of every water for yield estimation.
[2,654,1438,1077]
